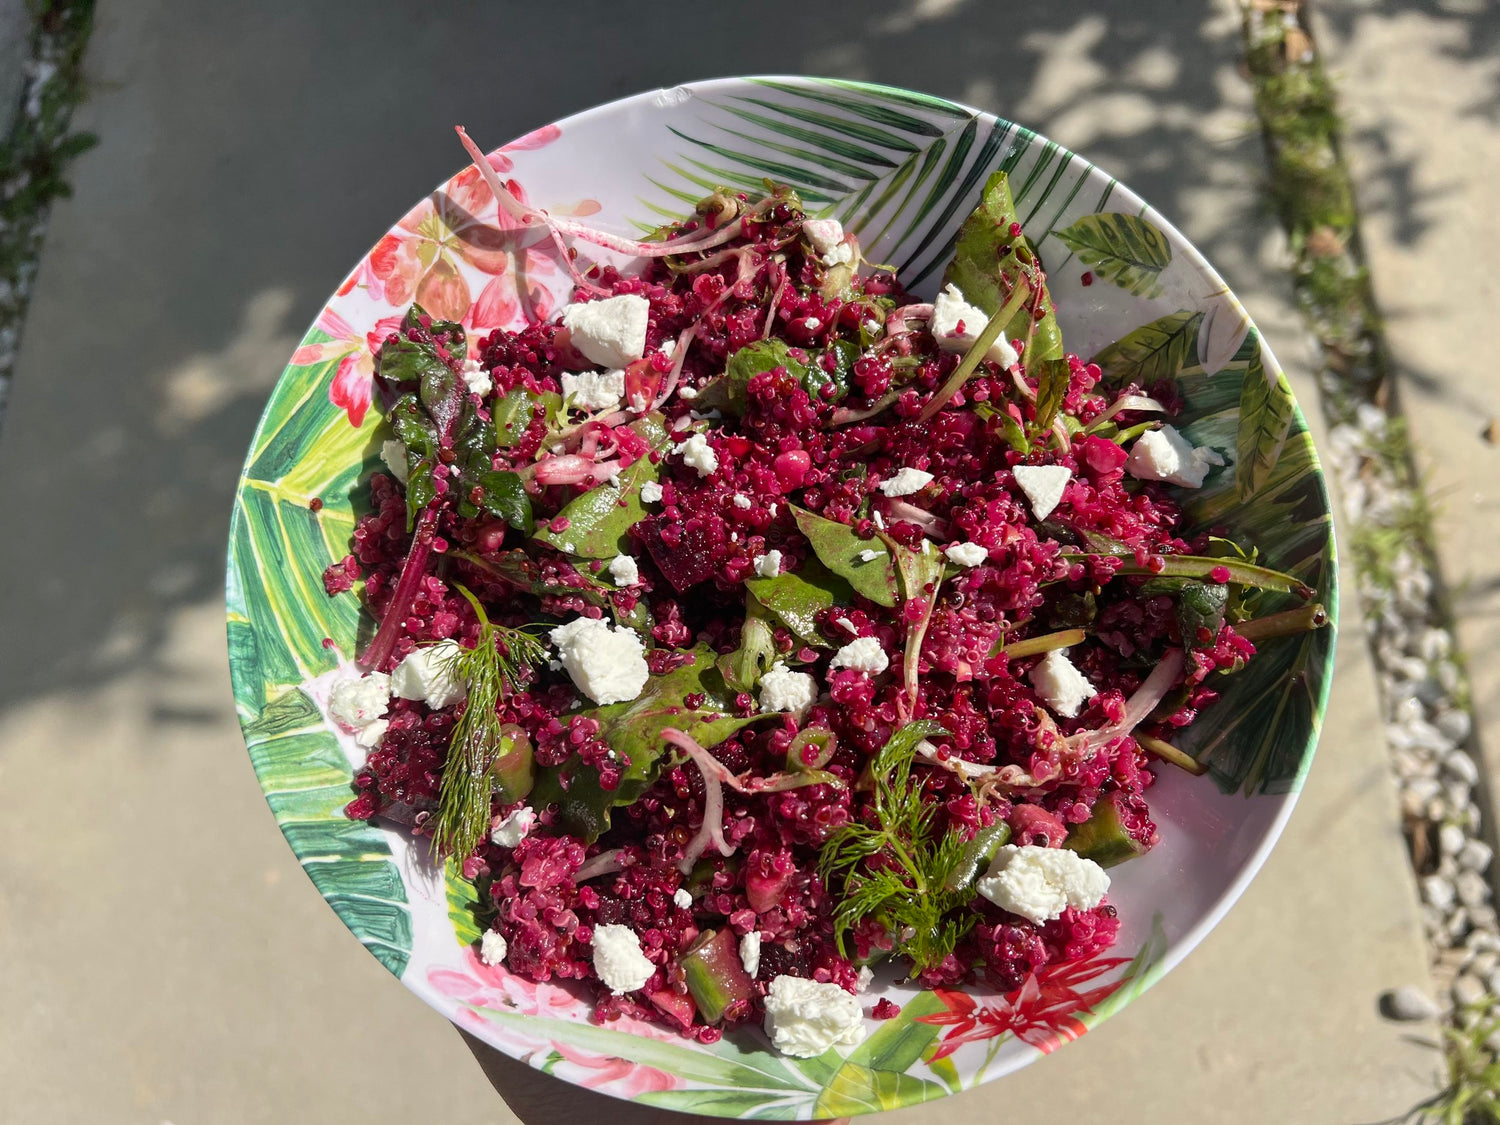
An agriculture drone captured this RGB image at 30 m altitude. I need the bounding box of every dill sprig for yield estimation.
[817,720,978,972]
[431,585,549,859]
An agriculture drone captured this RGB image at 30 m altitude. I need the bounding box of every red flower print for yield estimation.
[919,950,1133,1060]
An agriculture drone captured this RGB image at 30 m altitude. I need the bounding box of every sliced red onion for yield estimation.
[1070,647,1185,752]
[574,848,625,882]
[663,728,735,872]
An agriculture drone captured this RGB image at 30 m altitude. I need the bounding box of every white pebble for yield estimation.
[1380,986,1440,1022]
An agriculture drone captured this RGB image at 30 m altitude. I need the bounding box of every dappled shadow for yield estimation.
[0,0,1302,715]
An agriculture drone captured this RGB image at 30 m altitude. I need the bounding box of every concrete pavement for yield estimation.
[0,1,1442,1121]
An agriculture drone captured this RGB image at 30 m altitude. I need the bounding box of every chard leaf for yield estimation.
[388,392,437,530]
[698,338,814,416]
[1032,357,1071,433]
[1054,212,1172,298]
[807,338,859,403]
[1175,581,1229,648]
[792,506,899,607]
[493,387,538,448]
[531,645,767,840]
[884,535,944,602]
[532,415,669,559]
[744,557,854,647]
[476,470,533,533]
[717,600,779,693]
[941,170,1062,362]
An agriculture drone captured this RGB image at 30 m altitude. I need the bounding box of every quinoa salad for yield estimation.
[318,127,1328,1057]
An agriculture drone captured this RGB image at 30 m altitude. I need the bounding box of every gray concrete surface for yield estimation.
[0,1,1443,1121]
[0,0,29,143]
[1316,0,1500,837]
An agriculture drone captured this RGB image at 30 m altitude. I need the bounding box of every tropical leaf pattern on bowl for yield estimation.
[225,76,1337,1117]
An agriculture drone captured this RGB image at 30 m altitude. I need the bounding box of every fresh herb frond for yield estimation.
[817,721,977,971]
[431,586,549,859]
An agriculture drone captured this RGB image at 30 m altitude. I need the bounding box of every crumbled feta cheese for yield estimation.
[355,718,388,748]
[608,555,640,587]
[490,806,536,848]
[562,542,577,554]
[830,636,889,674]
[802,218,844,256]
[1028,648,1097,719]
[640,480,664,504]
[758,661,818,716]
[561,294,650,369]
[380,439,409,483]
[461,356,493,397]
[560,367,626,413]
[676,432,719,477]
[855,965,874,993]
[328,672,390,731]
[975,844,1110,924]
[763,975,866,1057]
[391,641,466,709]
[930,283,1019,367]
[878,467,933,497]
[1013,464,1073,521]
[732,493,752,510]
[753,549,783,578]
[1124,425,1225,489]
[479,930,509,966]
[591,923,656,994]
[821,242,855,267]
[872,509,885,528]
[673,887,694,910]
[740,931,762,977]
[855,548,882,563]
[549,617,649,705]
[678,385,699,400]
[943,541,989,567]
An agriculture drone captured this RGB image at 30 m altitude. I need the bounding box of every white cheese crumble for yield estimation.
[560,367,626,413]
[878,467,933,497]
[390,641,466,709]
[380,439,409,483]
[758,661,818,716]
[1124,425,1225,489]
[821,242,855,268]
[479,930,508,966]
[830,636,889,674]
[591,923,656,995]
[560,294,650,369]
[673,887,693,911]
[732,493,752,510]
[763,975,866,1057]
[855,548,881,563]
[461,356,493,397]
[943,541,989,567]
[802,218,844,257]
[1012,464,1073,521]
[1028,648,1097,719]
[872,510,885,529]
[930,283,1019,367]
[740,931,762,977]
[753,549,783,578]
[677,384,699,400]
[548,616,649,705]
[355,718,388,748]
[975,844,1110,924]
[855,965,874,993]
[607,554,640,587]
[490,806,536,848]
[328,672,390,731]
[676,432,719,477]
[640,480,664,504]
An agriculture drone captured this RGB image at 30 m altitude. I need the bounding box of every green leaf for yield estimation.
[717,600,779,693]
[531,645,768,840]
[533,446,664,559]
[1033,356,1071,433]
[792,506,898,607]
[942,170,1063,362]
[1054,212,1173,298]
[699,338,813,416]
[445,861,486,948]
[1234,352,1296,500]
[886,535,945,602]
[492,387,537,448]
[476,470,533,533]
[1175,581,1229,648]
[744,557,855,646]
[1090,310,1204,388]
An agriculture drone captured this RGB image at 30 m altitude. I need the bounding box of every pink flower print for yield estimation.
[291,307,403,427]
[549,1041,681,1096]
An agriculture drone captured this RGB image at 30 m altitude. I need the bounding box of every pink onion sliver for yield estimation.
[663,729,736,872]
[574,848,626,883]
[1071,647,1186,753]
